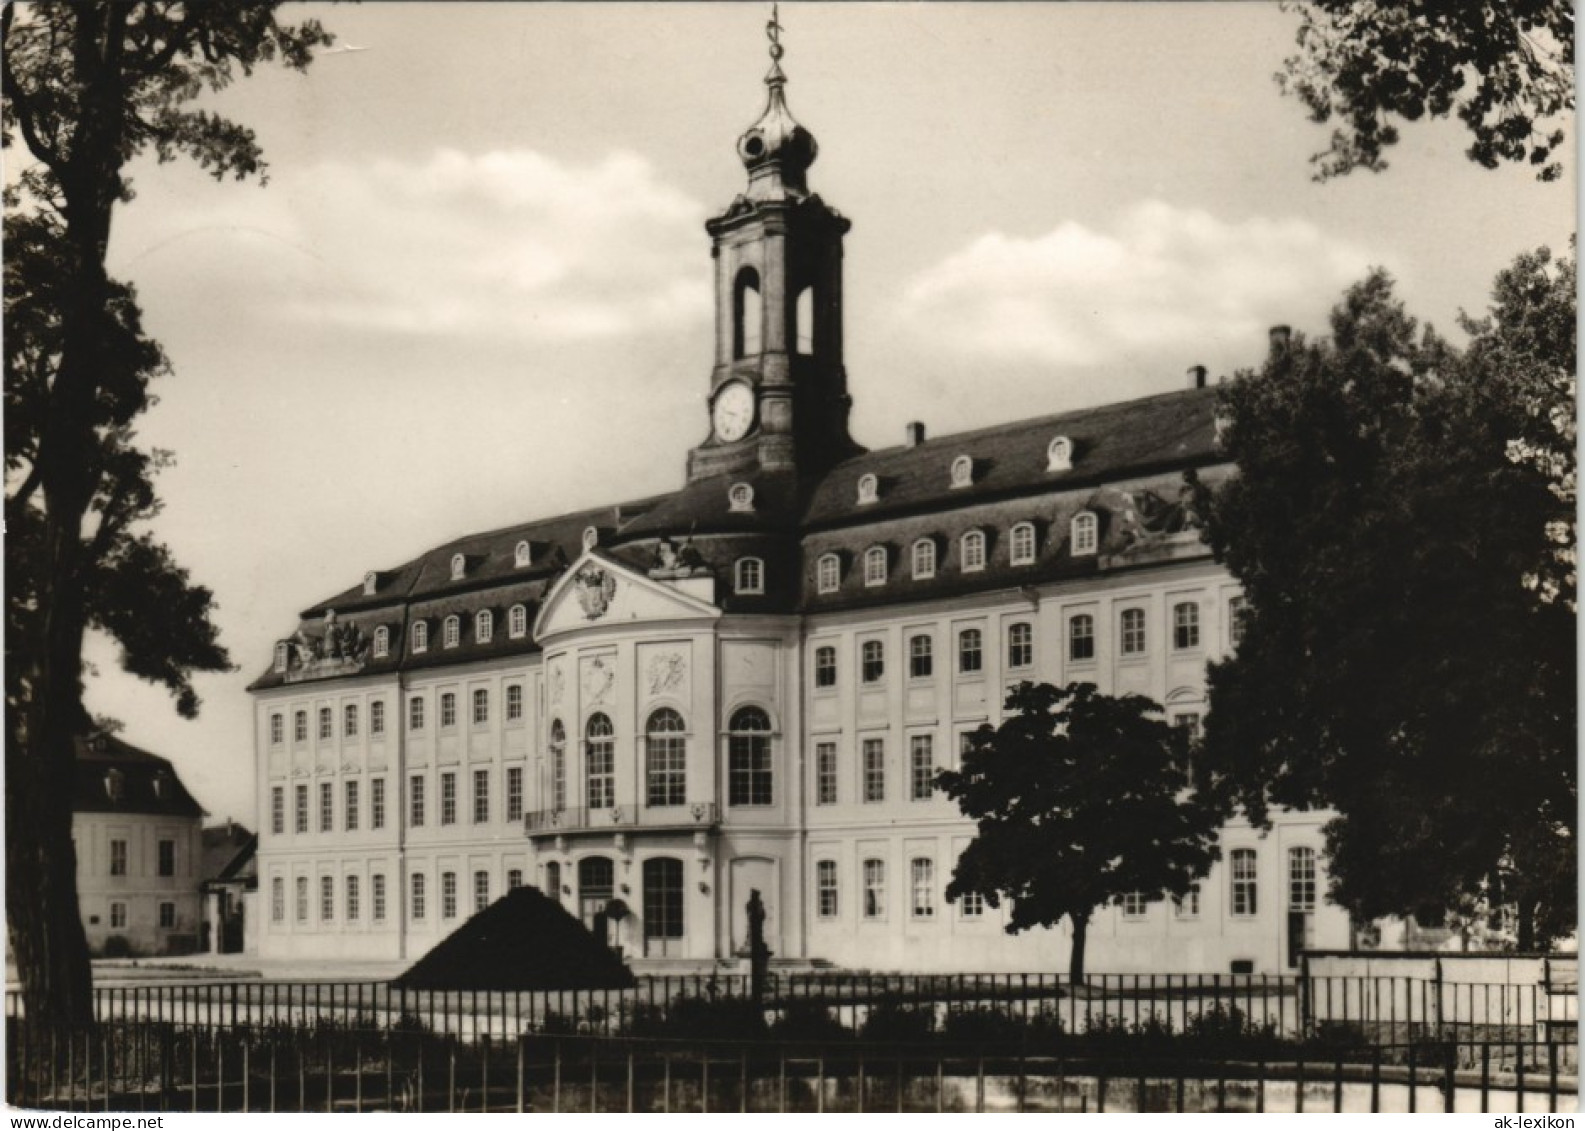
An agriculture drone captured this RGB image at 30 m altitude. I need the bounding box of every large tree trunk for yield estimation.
[1068,912,1089,983]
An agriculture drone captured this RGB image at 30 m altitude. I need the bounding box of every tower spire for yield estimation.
[736,2,816,198]
[766,2,786,84]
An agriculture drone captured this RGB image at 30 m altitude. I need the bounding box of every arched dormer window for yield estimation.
[961,530,986,572]
[273,642,289,673]
[1071,511,1098,556]
[733,267,763,358]
[816,553,841,595]
[582,526,599,551]
[363,571,379,596]
[912,538,936,580]
[509,604,528,639]
[450,553,466,581]
[950,454,974,489]
[443,615,460,649]
[794,284,814,355]
[372,626,390,659]
[105,768,125,802]
[1010,522,1037,566]
[856,473,879,505]
[863,546,888,587]
[411,621,429,654]
[1047,436,1073,472]
[514,540,532,568]
[735,557,764,595]
[475,609,494,644]
[728,482,755,512]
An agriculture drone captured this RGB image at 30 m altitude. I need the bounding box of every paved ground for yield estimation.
[7,954,410,988]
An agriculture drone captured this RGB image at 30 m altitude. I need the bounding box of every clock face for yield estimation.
[712,381,756,443]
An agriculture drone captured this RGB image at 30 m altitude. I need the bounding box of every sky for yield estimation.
[69,2,1575,826]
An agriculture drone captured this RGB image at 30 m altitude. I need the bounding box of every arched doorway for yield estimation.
[578,856,614,948]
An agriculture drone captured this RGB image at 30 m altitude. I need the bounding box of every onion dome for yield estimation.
[737,5,817,200]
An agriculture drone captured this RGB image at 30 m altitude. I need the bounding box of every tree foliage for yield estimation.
[1278,1,1574,181]
[3,2,331,1026]
[937,682,1223,980]
[1197,257,1576,948]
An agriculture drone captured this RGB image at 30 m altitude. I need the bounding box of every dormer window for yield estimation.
[735,557,764,594]
[450,554,466,581]
[514,541,532,568]
[1071,512,1098,556]
[1047,436,1074,472]
[273,642,289,674]
[863,546,888,587]
[443,615,461,649]
[728,482,755,512]
[583,526,599,550]
[961,530,987,572]
[816,553,841,595]
[950,455,974,489]
[104,769,125,802]
[475,610,494,644]
[857,474,879,505]
[912,538,936,580]
[1011,522,1037,566]
[363,571,379,597]
[372,626,390,659]
[153,771,171,800]
[509,604,528,639]
[412,621,429,654]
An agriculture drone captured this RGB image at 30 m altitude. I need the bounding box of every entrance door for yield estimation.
[579,857,614,947]
[728,857,776,956]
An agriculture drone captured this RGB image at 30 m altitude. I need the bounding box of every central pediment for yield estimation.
[533,550,720,642]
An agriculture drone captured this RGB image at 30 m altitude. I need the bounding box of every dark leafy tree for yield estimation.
[1278,1,1574,182]
[1197,260,1575,948]
[3,3,332,1026]
[937,682,1223,981]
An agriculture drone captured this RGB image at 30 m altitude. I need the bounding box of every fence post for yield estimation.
[1297,953,1311,1038]
[1443,1041,1455,1112]
[1432,958,1444,1039]
[517,1037,526,1114]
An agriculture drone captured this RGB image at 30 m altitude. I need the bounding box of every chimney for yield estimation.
[905,422,926,448]
[1187,365,1208,390]
[1269,325,1292,353]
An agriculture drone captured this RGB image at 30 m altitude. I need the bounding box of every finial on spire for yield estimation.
[765,3,786,84]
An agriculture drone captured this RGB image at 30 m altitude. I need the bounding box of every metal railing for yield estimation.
[524,801,720,836]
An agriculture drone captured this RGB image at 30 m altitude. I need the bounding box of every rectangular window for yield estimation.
[271,786,285,835]
[318,707,333,741]
[1174,602,1201,650]
[861,640,884,683]
[863,859,886,919]
[319,782,334,833]
[270,713,284,745]
[473,769,489,824]
[372,874,387,922]
[295,877,308,922]
[440,772,457,826]
[646,722,687,808]
[1229,596,1248,648]
[371,778,386,830]
[320,875,334,922]
[442,872,458,919]
[1120,608,1147,656]
[816,860,838,918]
[411,873,426,921]
[371,700,385,736]
[1289,847,1317,912]
[409,696,425,731]
[507,869,523,890]
[1231,848,1258,917]
[346,874,360,922]
[1174,883,1201,919]
[863,738,885,803]
[1069,615,1095,661]
[506,766,524,823]
[110,839,128,877]
[1120,891,1147,918]
[909,634,933,679]
[440,693,457,729]
[345,779,360,832]
[294,711,308,743]
[110,902,127,930]
[158,839,176,877]
[642,858,685,940]
[473,870,490,914]
[344,703,359,738]
[158,901,176,929]
[1174,712,1203,741]
[473,688,489,726]
[910,735,935,801]
[814,646,837,688]
[958,629,983,674]
[817,555,840,594]
[271,877,285,922]
[960,890,985,918]
[410,775,426,827]
[911,858,935,919]
[506,684,523,722]
[295,785,309,834]
[1007,622,1033,669]
[816,743,837,806]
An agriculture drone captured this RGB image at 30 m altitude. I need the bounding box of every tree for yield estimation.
[937,682,1222,981]
[1197,260,1575,948]
[1278,1,1574,182]
[3,3,332,1027]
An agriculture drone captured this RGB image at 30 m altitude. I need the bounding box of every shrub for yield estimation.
[770,999,852,1043]
[859,997,935,1044]
[101,935,133,958]
[940,1005,1029,1046]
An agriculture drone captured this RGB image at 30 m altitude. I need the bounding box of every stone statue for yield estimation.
[747,888,771,1006]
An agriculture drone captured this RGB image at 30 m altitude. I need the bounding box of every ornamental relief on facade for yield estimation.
[580,654,616,708]
[645,650,687,697]
[548,661,566,707]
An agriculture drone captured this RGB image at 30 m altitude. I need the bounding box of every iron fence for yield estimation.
[4,1020,1576,1114]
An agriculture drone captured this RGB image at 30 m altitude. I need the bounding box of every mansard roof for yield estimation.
[73,733,206,819]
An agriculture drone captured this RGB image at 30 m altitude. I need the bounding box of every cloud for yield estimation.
[895,201,1379,371]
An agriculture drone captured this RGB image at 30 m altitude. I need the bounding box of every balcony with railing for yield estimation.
[524,801,720,838]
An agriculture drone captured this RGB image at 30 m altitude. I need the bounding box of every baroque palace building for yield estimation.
[249,30,1349,974]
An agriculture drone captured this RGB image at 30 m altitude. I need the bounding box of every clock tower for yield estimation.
[687,8,862,485]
